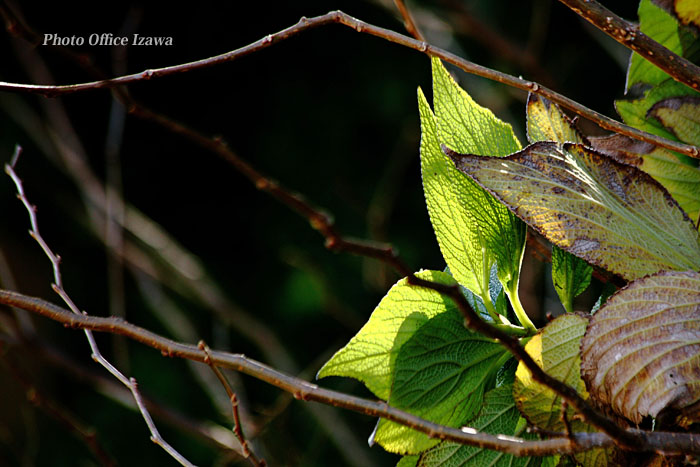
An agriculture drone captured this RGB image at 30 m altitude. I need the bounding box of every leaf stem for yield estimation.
[506,285,537,334]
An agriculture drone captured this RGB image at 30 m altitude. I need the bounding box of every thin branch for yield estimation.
[0,12,696,158]
[3,288,700,457]
[198,341,265,467]
[4,152,195,467]
[558,0,700,92]
[404,274,639,449]
[127,104,412,278]
[393,0,425,41]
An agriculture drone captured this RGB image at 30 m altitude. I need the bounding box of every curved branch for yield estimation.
[4,287,699,457]
[558,0,700,92]
[0,11,696,158]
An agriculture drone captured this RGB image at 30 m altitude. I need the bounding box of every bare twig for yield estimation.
[198,341,265,467]
[405,274,638,449]
[2,288,700,457]
[558,0,700,92]
[393,0,425,41]
[0,11,696,158]
[561,401,574,440]
[4,151,195,467]
[127,105,412,278]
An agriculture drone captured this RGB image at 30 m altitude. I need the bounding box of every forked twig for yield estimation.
[4,146,195,467]
[3,287,700,457]
[0,11,696,158]
[198,341,265,467]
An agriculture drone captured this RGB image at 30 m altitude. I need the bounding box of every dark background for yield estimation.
[0,0,636,465]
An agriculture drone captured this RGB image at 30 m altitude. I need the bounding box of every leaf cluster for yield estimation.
[320,2,700,465]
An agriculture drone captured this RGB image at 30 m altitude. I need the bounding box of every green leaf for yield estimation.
[626,0,686,91]
[446,141,700,281]
[581,270,700,427]
[551,245,593,313]
[526,93,585,145]
[451,264,507,321]
[420,59,526,324]
[513,314,589,432]
[649,95,700,146]
[372,310,509,454]
[513,314,612,466]
[397,455,419,467]
[616,78,700,143]
[317,270,458,400]
[590,134,700,224]
[417,386,540,467]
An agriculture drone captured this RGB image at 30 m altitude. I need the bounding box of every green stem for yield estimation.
[492,322,529,337]
[506,285,537,335]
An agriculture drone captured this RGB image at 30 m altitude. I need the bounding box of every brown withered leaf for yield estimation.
[446,141,700,281]
[581,270,700,426]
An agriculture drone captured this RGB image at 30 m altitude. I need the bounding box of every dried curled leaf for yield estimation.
[446,141,700,281]
[581,270,700,426]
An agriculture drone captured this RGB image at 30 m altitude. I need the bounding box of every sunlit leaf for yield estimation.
[616,78,700,143]
[513,314,612,466]
[417,386,540,467]
[551,245,593,313]
[581,270,700,426]
[421,58,525,309]
[526,93,585,145]
[513,314,589,432]
[649,95,700,146]
[446,141,700,281]
[317,270,457,400]
[652,0,700,31]
[590,134,700,224]
[627,0,686,91]
[397,455,419,467]
[373,310,508,453]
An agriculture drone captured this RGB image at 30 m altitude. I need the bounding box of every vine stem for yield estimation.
[4,147,195,467]
[4,287,700,457]
[0,11,696,158]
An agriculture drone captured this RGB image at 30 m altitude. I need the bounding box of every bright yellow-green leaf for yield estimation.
[674,0,700,28]
[526,93,584,145]
[581,270,700,427]
[372,310,508,453]
[421,59,526,317]
[446,142,700,281]
[317,270,457,400]
[649,95,700,146]
[627,0,685,90]
[590,133,700,224]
